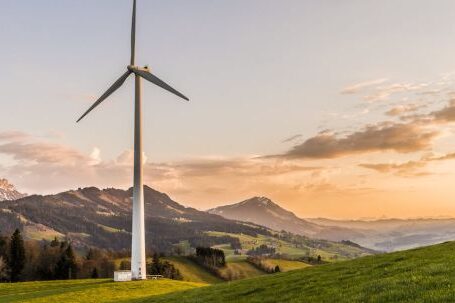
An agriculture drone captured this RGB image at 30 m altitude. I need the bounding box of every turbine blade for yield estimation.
[76,71,131,123]
[132,68,189,101]
[130,0,136,65]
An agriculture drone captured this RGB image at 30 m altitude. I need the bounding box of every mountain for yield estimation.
[208,196,363,241]
[0,186,372,259]
[0,186,271,252]
[0,178,26,201]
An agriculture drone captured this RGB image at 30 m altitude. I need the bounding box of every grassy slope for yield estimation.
[0,279,205,303]
[148,241,455,303]
[163,256,222,284]
[218,260,266,280]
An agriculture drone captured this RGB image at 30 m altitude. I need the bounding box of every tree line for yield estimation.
[0,229,180,282]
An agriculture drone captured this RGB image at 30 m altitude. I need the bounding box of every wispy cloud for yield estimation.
[385,103,425,117]
[359,152,455,176]
[341,78,388,94]
[281,134,302,143]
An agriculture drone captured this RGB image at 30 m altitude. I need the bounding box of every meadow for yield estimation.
[5,241,455,302]
[149,241,455,302]
[0,279,205,303]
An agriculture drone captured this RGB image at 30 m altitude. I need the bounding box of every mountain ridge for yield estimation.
[0,185,373,260]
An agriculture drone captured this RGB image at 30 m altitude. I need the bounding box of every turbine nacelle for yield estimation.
[128,65,150,73]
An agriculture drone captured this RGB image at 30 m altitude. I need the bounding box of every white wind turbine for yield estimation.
[77,0,189,280]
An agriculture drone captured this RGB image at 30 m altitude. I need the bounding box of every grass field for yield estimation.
[146,241,455,302]
[163,256,222,284]
[6,242,455,302]
[0,279,206,303]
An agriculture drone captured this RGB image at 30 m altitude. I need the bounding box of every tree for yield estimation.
[55,243,78,279]
[8,229,26,282]
[91,267,99,279]
[119,260,130,270]
[0,256,7,281]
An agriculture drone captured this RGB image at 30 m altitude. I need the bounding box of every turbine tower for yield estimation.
[77,0,189,280]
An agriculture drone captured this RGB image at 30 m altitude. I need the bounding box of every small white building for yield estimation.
[114,270,132,282]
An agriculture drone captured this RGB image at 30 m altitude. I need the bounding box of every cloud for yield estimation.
[431,99,455,122]
[359,152,455,176]
[281,134,302,143]
[385,104,425,117]
[0,141,88,165]
[279,122,437,159]
[341,78,388,94]
[363,83,428,103]
[0,131,325,201]
[359,161,426,176]
[0,131,30,142]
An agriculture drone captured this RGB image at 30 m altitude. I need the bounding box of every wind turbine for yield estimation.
[77,0,189,280]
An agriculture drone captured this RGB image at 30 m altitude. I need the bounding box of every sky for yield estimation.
[1,0,455,219]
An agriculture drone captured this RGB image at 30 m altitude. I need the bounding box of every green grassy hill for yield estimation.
[207,231,371,261]
[5,242,455,303]
[163,256,222,284]
[148,241,455,303]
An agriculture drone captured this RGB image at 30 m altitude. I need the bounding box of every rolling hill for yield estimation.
[148,241,455,303]
[5,241,455,302]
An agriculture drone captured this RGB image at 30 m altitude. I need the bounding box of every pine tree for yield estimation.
[8,229,25,282]
[55,243,78,279]
[65,244,78,279]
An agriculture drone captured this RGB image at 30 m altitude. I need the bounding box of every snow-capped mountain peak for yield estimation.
[0,179,27,201]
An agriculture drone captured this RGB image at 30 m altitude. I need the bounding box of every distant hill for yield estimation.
[148,241,455,303]
[307,217,455,252]
[209,197,455,252]
[208,196,362,241]
[0,178,26,201]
